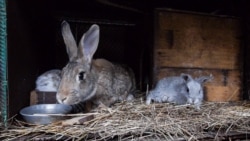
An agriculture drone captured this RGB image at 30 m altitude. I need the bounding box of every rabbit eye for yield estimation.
[186,87,189,93]
[78,71,86,81]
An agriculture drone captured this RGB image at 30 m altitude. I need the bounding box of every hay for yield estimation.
[1,100,250,140]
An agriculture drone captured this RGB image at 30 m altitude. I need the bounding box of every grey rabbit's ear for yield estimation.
[61,21,78,61]
[195,74,213,84]
[78,24,100,64]
[180,73,193,82]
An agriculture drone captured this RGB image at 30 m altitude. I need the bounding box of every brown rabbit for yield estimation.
[56,21,136,109]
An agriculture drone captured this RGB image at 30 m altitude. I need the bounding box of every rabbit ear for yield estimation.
[195,74,213,84]
[61,21,78,61]
[78,24,100,64]
[180,73,193,82]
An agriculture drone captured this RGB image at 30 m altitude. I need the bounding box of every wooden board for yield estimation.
[152,9,243,102]
[154,10,242,70]
[30,90,57,105]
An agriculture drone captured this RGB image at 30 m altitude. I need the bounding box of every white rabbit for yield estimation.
[35,69,61,92]
[146,73,212,109]
[56,21,136,109]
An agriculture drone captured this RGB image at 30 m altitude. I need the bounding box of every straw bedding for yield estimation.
[1,100,250,141]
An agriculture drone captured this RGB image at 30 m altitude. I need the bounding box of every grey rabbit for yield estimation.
[146,73,212,109]
[56,21,136,109]
[35,69,61,92]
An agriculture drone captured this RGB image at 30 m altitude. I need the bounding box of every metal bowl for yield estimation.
[20,104,72,125]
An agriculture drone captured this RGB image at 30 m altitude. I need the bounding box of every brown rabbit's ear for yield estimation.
[61,21,78,61]
[78,24,100,64]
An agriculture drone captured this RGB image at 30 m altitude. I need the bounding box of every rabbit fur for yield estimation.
[56,21,136,108]
[35,69,61,92]
[146,73,212,109]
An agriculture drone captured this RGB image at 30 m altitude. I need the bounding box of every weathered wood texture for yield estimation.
[30,90,57,105]
[153,9,243,101]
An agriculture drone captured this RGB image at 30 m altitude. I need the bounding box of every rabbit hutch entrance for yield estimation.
[6,0,148,117]
[3,0,250,141]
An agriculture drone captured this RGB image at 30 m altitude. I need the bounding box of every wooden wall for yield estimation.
[153,9,243,102]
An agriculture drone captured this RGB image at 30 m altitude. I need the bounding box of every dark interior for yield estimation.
[7,0,250,117]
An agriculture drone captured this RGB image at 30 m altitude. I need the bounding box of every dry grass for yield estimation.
[1,100,250,141]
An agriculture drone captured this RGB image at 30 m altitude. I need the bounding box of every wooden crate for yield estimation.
[153,9,243,102]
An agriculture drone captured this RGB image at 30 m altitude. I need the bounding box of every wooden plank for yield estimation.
[205,85,241,102]
[154,68,242,102]
[30,90,57,105]
[154,46,241,69]
[154,10,242,70]
[36,91,57,104]
[30,90,38,105]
